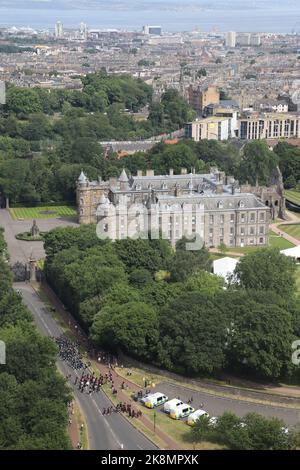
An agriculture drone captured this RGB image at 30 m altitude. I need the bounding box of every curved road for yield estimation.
[17,283,156,451]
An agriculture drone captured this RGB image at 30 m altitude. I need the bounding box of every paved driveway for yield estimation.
[154,382,300,426]
[0,209,79,264]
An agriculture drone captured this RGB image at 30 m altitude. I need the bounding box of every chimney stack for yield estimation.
[216,183,223,194]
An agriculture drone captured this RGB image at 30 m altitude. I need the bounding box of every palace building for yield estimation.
[76,168,285,248]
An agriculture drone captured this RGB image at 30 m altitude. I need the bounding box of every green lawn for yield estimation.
[9,205,77,220]
[268,230,295,249]
[279,224,300,241]
[285,189,300,205]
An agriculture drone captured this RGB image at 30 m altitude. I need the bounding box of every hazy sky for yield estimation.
[0,0,298,10]
[1,0,299,32]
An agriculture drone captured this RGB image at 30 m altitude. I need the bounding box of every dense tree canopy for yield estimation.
[232,247,297,297]
[158,293,228,375]
[239,141,279,186]
[187,411,296,450]
[0,74,196,206]
[44,227,300,382]
[0,230,71,450]
[275,141,300,186]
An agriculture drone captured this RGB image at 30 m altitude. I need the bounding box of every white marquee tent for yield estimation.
[213,257,239,281]
[280,245,300,263]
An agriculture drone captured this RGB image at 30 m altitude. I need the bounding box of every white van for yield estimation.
[163,398,184,414]
[141,392,168,409]
[187,409,209,426]
[170,403,195,420]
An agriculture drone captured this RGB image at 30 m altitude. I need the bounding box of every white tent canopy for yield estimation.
[213,257,239,281]
[280,245,300,262]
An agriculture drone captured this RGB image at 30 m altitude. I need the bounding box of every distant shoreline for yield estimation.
[0,5,299,34]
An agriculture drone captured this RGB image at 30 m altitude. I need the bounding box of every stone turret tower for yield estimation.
[96,194,117,240]
[76,171,107,225]
[119,169,129,191]
[77,171,91,225]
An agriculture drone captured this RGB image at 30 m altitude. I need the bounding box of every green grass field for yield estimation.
[268,230,295,249]
[9,205,77,220]
[279,224,300,241]
[285,189,300,205]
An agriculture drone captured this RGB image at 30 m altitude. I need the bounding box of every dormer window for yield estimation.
[217,201,223,209]
[239,200,245,208]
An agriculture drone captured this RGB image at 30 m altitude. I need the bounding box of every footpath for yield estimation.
[270,210,300,245]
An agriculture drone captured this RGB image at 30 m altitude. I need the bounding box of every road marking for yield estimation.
[92,398,124,449]
[21,291,54,336]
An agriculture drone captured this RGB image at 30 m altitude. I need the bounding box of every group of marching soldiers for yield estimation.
[75,371,104,394]
[103,402,143,419]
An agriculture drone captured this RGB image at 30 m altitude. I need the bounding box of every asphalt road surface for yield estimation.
[153,382,300,427]
[0,209,78,264]
[17,283,156,451]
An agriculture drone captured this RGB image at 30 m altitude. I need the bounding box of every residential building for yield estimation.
[185,112,238,141]
[143,26,162,36]
[54,21,64,39]
[254,100,289,113]
[239,112,300,140]
[236,33,251,46]
[225,31,236,48]
[188,85,220,114]
[250,34,261,46]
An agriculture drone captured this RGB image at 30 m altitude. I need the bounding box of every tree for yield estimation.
[214,412,252,450]
[91,302,159,359]
[244,413,289,450]
[239,141,279,185]
[129,268,154,287]
[157,293,229,375]
[275,141,300,185]
[284,175,297,189]
[227,301,294,378]
[6,87,42,115]
[115,238,170,273]
[188,411,291,450]
[170,239,211,282]
[232,248,297,297]
[185,270,224,295]
[0,226,71,450]
[193,139,240,175]
[150,142,199,175]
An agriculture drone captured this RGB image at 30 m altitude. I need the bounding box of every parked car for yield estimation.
[163,398,183,414]
[170,403,195,420]
[187,409,209,426]
[141,392,168,409]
